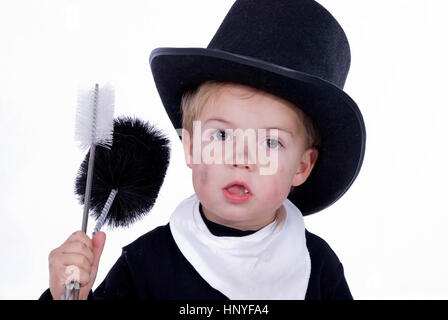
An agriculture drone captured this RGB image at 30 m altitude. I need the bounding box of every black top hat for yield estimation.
[149,0,366,215]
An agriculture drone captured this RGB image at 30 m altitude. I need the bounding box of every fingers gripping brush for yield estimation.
[73,117,170,294]
[68,83,115,300]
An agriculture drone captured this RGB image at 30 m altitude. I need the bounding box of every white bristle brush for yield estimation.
[75,83,115,232]
[66,83,114,300]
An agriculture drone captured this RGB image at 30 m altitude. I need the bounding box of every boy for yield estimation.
[41,0,365,300]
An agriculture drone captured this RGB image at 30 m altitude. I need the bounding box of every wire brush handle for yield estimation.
[93,189,118,236]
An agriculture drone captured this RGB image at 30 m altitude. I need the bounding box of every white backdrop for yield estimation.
[1,0,447,300]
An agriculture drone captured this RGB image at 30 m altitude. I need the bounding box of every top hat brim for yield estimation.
[150,47,366,215]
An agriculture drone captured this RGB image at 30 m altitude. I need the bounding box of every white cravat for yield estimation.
[169,193,311,300]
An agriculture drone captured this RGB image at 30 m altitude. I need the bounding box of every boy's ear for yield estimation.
[181,129,193,169]
[292,148,319,187]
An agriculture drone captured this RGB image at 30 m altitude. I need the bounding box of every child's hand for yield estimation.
[48,231,106,300]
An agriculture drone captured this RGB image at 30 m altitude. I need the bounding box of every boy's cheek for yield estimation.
[258,171,291,198]
[193,165,210,186]
[259,152,290,176]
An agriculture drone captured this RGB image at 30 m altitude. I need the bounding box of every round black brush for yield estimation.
[75,116,171,230]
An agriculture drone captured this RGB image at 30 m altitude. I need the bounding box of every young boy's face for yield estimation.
[182,83,318,231]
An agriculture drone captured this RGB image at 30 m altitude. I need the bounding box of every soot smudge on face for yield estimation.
[198,166,209,185]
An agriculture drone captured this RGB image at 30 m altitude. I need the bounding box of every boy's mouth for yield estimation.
[222,181,252,203]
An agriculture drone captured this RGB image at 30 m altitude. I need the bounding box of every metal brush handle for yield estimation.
[73,84,99,300]
[82,144,96,232]
[81,83,99,233]
[93,189,118,236]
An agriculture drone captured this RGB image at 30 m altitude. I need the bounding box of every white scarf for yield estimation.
[169,193,311,300]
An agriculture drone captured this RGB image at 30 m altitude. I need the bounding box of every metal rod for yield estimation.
[81,143,96,232]
[75,83,99,300]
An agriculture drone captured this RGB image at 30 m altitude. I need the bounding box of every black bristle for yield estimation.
[75,116,171,228]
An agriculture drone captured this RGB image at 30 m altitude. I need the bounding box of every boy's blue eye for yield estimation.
[211,129,231,141]
[264,138,283,149]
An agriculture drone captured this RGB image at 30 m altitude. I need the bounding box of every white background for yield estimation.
[1,0,447,299]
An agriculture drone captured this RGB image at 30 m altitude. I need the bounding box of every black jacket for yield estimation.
[39,213,352,300]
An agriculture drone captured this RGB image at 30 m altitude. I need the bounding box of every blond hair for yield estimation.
[181,81,321,150]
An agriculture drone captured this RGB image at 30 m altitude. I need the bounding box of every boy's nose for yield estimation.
[227,144,256,171]
[221,130,257,170]
[231,162,254,171]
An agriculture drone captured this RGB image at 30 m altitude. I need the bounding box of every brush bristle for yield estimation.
[75,84,115,150]
[74,117,171,228]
